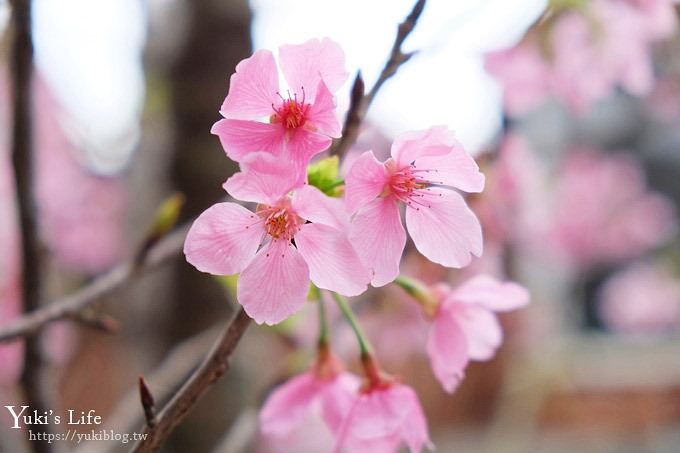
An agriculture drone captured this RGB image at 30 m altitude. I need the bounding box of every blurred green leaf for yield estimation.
[307,156,343,196]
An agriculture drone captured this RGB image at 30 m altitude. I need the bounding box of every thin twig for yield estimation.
[130,308,252,452]
[0,223,190,342]
[329,0,426,158]
[139,376,158,428]
[8,0,53,451]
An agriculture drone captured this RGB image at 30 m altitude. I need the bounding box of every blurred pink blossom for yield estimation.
[333,382,432,453]
[260,369,360,439]
[484,39,552,116]
[33,77,127,274]
[0,153,22,385]
[598,261,680,334]
[212,38,347,184]
[486,0,678,115]
[545,150,676,270]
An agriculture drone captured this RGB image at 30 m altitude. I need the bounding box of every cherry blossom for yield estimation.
[260,366,360,439]
[345,126,485,286]
[420,275,529,393]
[545,149,676,270]
[486,0,679,115]
[333,382,432,453]
[183,153,370,325]
[212,38,347,184]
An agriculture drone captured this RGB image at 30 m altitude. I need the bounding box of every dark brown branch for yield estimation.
[139,377,158,428]
[329,0,426,158]
[131,308,252,452]
[8,1,53,451]
[0,223,190,342]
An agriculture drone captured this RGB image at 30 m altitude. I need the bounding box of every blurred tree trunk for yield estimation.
[167,1,253,450]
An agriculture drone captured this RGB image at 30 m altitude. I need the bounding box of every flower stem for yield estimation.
[331,292,373,357]
[311,285,329,347]
[394,275,439,316]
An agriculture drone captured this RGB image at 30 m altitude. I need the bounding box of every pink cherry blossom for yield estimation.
[33,77,127,274]
[426,275,529,393]
[260,370,360,439]
[598,261,680,334]
[345,126,485,286]
[184,153,370,325]
[333,383,432,453]
[486,0,678,115]
[484,39,552,116]
[212,38,347,184]
[545,149,676,270]
[0,153,22,385]
[627,0,680,39]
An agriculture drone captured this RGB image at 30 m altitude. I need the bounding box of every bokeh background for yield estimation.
[1,0,680,451]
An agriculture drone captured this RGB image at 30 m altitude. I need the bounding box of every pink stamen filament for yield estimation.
[270,87,309,130]
[388,164,445,210]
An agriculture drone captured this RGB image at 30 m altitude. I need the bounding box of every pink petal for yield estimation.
[333,385,430,453]
[452,275,530,312]
[292,184,349,230]
[211,119,284,162]
[414,147,485,193]
[398,386,434,452]
[220,49,280,120]
[427,311,469,393]
[450,305,502,361]
[306,80,341,137]
[405,189,482,268]
[349,196,406,287]
[284,129,333,180]
[345,151,389,215]
[296,223,370,296]
[390,126,460,167]
[223,152,299,205]
[259,372,320,437]
[183,202,263,275]
[279,38,348,100]
[237,239,310,325]
[341,388,410,438]
[320,372,361,432]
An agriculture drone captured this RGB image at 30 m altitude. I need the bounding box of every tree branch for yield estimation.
[329,0,426,158]
[8,0,54,451]
[0,223,190,342]
[130,308,252,452]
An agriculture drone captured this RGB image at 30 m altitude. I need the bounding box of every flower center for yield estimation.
[270,89,309,130]
[257,201,302,241]
[385,159,443,210]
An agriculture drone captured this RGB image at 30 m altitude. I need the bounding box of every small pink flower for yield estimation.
[345,126,485,286]
[212,38,347,183]
[260,370,360,439]
[427,275,529,393]
[333,382,433,453]
[184,153,370,325]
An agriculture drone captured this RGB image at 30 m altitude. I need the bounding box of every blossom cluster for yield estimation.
[485,0,680,115]
[183,38,529,452]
